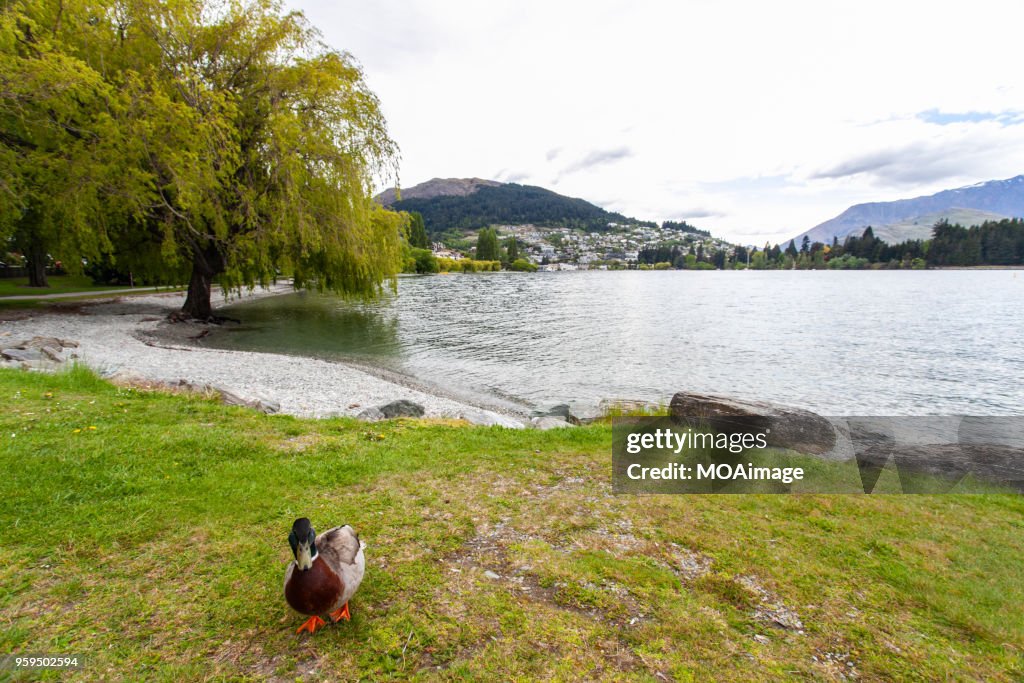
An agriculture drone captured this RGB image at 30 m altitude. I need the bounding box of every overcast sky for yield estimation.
[291,0,1024,244]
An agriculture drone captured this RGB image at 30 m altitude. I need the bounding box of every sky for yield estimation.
[290,0,1024,244]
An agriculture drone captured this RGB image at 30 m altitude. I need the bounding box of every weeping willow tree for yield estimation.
[3,0,404,315]
[113,0,405,319]
[0,0,120,287]
[33,0,399,319]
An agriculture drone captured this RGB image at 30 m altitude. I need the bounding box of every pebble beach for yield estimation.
[0,287,493,419]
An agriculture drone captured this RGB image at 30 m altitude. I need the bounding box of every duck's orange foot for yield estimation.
[296,615,327,634]
[329,603,351,623]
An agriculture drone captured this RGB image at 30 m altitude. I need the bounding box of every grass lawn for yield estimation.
[1,366,1022,681]
[0,275,133,298]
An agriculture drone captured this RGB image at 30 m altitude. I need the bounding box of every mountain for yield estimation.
[376,178,651,234]
[789,175,1024,246]
[375,177,501,206]
[869,208,1009,243]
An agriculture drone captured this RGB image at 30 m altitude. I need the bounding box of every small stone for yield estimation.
[460,409,525,429]
[531,403,572,419]
[483,570,500,580]
[529,416,573,430]
[39,346,64,362]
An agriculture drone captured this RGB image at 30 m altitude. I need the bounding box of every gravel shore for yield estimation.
[0,287,492,419]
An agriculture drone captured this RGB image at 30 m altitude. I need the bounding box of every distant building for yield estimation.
[432,248,464,260]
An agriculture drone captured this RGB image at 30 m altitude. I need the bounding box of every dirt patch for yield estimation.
[737,575,805,632]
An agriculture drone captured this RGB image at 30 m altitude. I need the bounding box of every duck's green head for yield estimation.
[288,517,317,570]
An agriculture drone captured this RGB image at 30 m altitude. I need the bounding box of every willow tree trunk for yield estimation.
[26,243,49,288]
[180,248,223,320]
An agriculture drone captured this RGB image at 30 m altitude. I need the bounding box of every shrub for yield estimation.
[510,259,537,272]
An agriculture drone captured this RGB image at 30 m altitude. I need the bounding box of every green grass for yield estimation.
[1,366,1022,681]
[0,275,133,297]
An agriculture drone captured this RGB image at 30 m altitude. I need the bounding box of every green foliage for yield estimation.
[406,247,438,274]
[826,254,870,269]
[509,258,536,272]
[435,258,500,273]
[0,0,123,284]
[474,227,499,261]
[391,183,653,235]
[927,218,1024,266]
[407,211,430,249]
[1,0,403,314]
[505,236,519,262]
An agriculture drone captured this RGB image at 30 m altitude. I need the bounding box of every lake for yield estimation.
[208,270,1024,415]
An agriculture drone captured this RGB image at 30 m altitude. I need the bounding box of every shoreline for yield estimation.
[0,286,515,420]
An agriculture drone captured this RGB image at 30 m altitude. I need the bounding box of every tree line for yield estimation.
[403,223,534,274]
[636,219,1024,270]
[1,0,403,318]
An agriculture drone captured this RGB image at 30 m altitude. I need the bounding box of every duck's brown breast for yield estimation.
[285,557,344,615]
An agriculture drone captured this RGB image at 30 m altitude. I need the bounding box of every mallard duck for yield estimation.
[284,517,365,634]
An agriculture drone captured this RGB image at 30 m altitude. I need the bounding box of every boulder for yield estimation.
[529,416,574,430]
[378,399,425,419]
[460,409,525,429]
[668,392,836,455]
[565,403,604,425]
[39,346,64,362]
[532,403,572,419]
[356,407,385,422]
[209,383,281,414]
[106,369,148,384]
[21,336,67,350]
[1,337,78,366]
[1,348,45,363]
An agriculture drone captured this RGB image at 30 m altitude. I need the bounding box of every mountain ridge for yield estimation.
[789,175,1024,246]
[376,178,655,235]
[375,177,501,206]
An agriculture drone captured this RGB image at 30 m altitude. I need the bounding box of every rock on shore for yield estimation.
[669,391,837,455]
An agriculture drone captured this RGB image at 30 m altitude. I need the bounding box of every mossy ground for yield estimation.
[1,367,1022,681]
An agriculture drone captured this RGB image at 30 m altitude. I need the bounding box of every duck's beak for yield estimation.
[296,541,314,570]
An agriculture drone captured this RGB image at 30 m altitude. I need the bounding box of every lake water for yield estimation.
[209,270,1024,415]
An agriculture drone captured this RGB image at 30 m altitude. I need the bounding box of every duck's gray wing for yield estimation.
[316,525,365,606]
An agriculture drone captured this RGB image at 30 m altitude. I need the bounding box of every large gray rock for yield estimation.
[460,409,525,429]
[1,336,78,367]
[565,403,604,425]
[532,403,572,419]
[356,406,385,422]
[21,336,67,349]
[378,399,425,418]
[1,348,45,363]
[106,369,151,385]
[669,392,836,455]
[529,416,574,430]
[39,345,64,362]
[208,383,281,414]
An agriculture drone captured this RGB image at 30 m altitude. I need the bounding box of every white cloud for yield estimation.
[291,0,1024,244]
